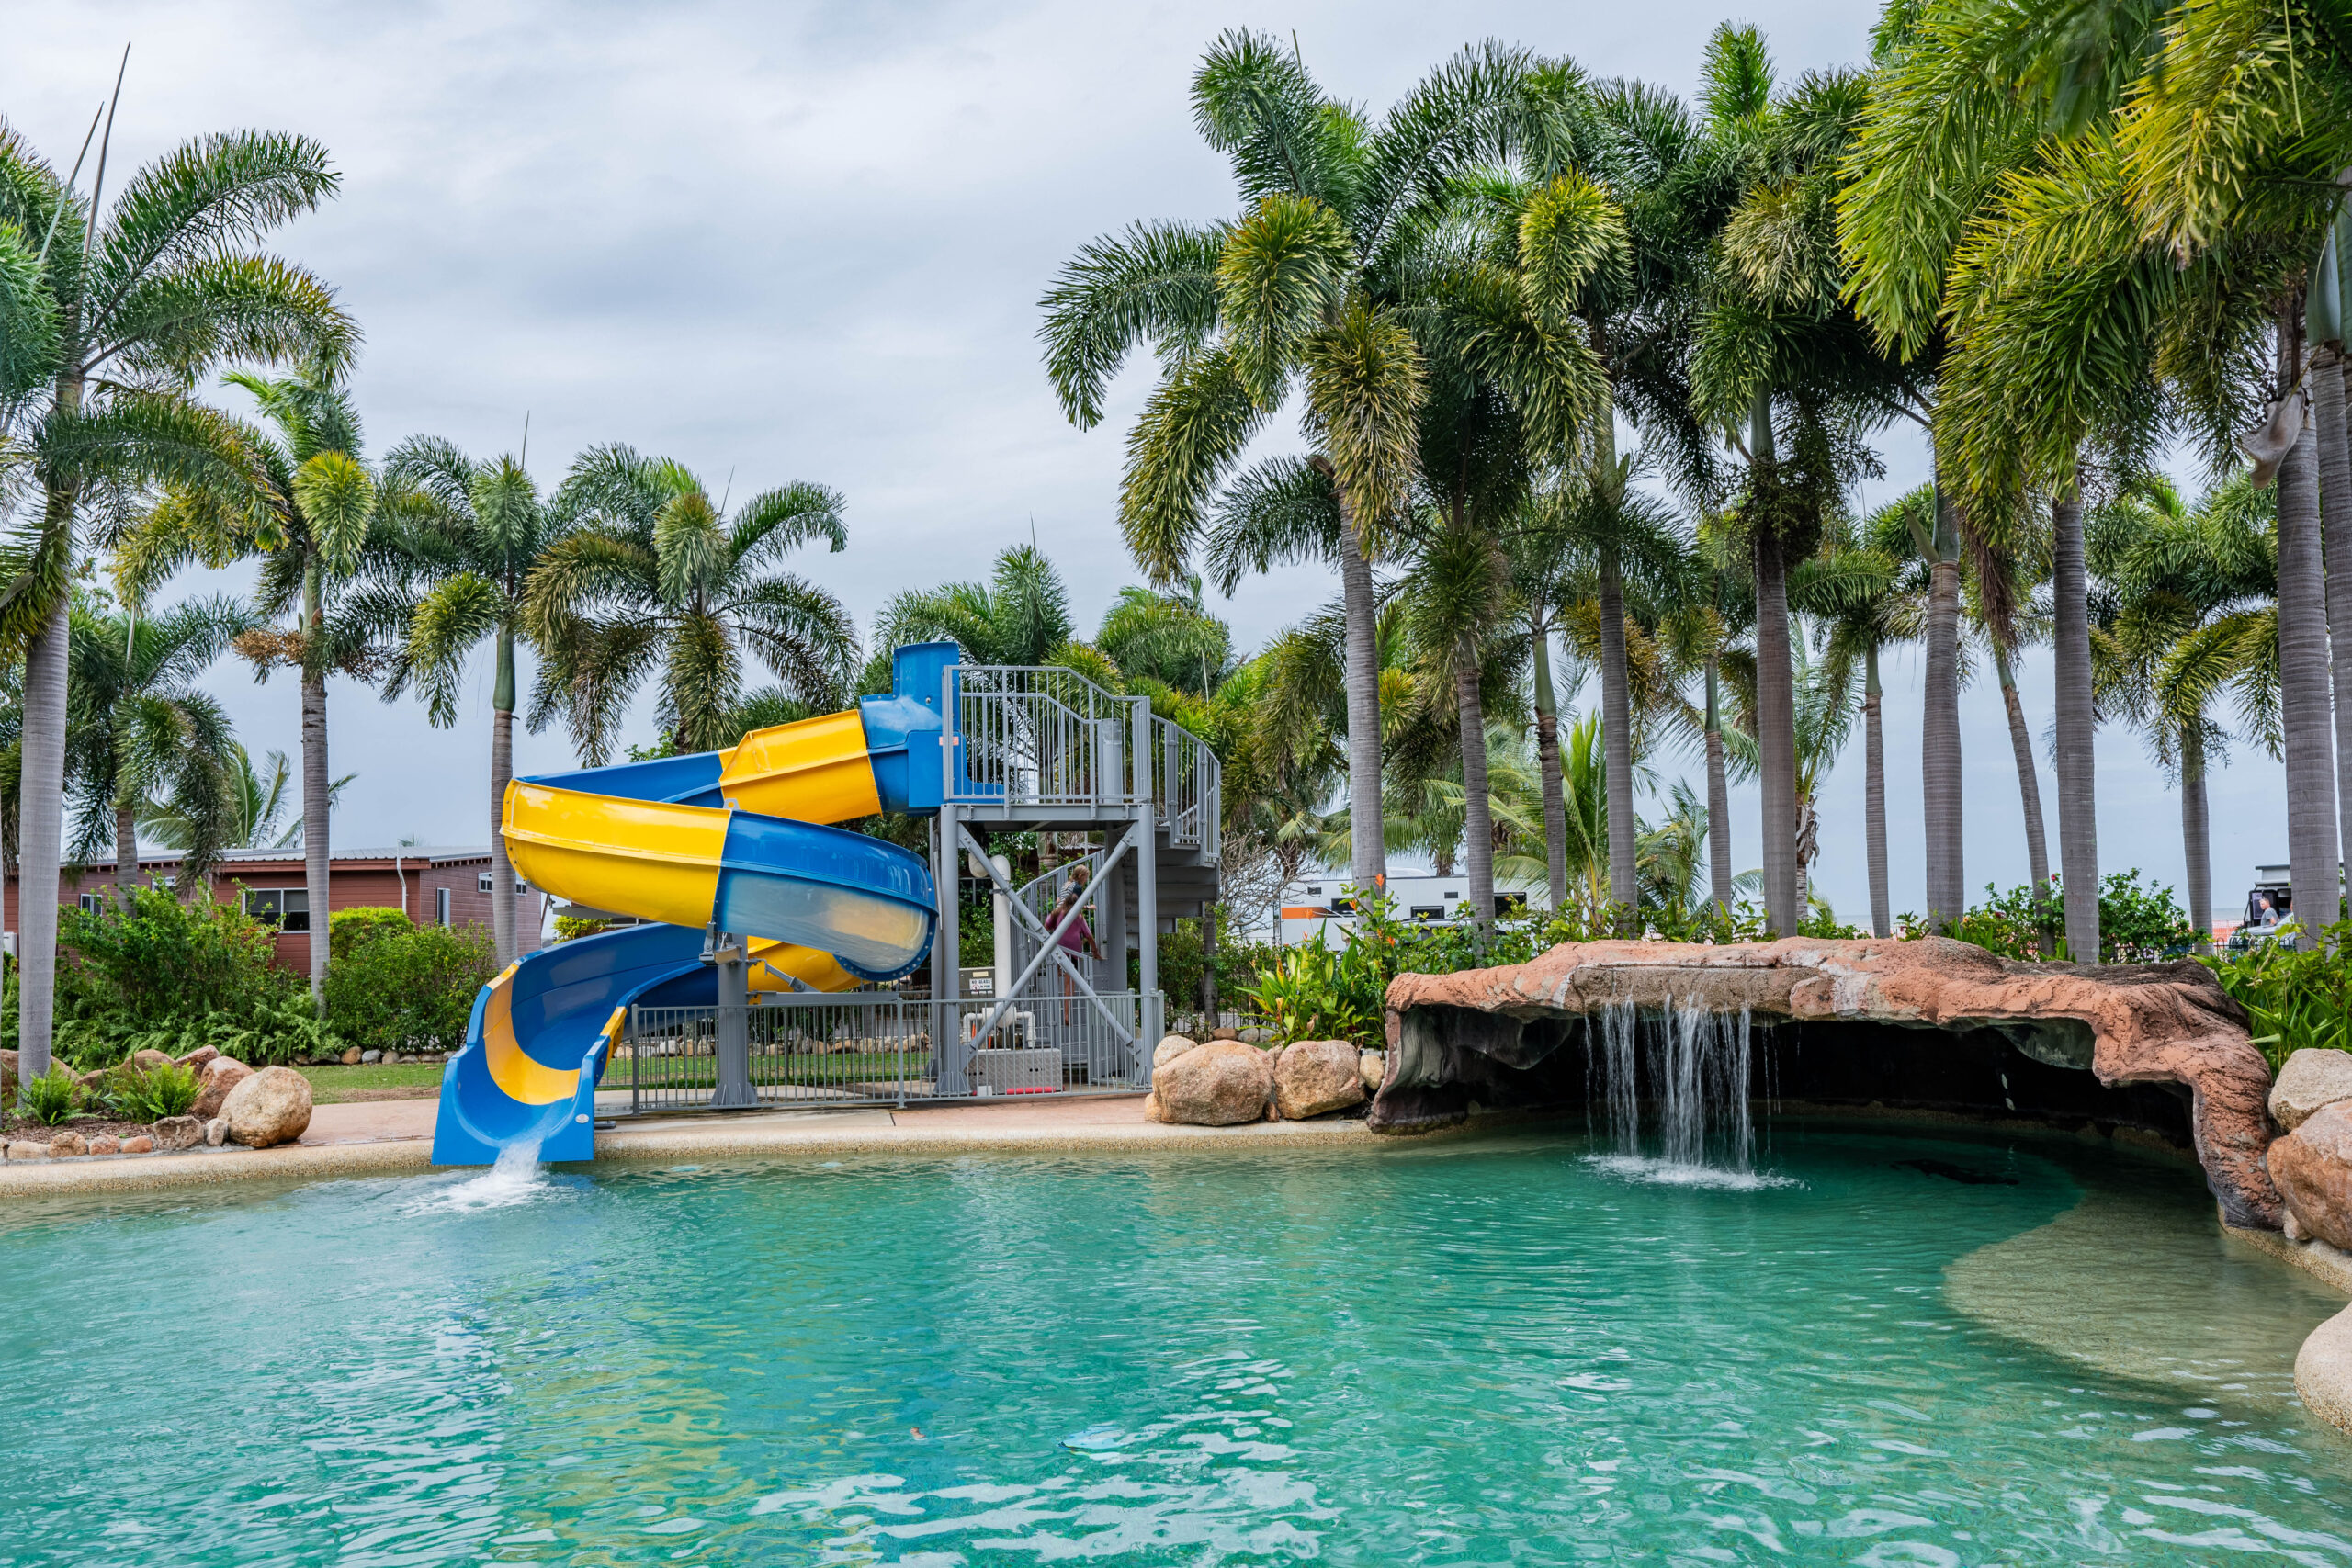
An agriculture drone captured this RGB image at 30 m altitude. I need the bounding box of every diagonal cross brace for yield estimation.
[959,821,1140,1049]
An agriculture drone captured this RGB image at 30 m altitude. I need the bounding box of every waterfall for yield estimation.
[1588,996,1786,1189]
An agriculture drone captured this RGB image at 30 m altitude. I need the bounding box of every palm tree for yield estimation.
[2090,474,2279,946]
[379,437,572,965]
[1793,512,1914,936]
[140,743,350,852]
[1095,577,1233,696]
[869,543,1074,679]
[64,594,252,898]
[527,445,854,762]
[117,367,401,1003]
[1686,29,1921,936]
[1040,35,1597,895]
[0,118,348,1069]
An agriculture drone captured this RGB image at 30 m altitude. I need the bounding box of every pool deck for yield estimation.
[0,1092,1371,1198]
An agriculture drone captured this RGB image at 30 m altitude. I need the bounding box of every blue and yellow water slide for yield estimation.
[430,643,961,1165]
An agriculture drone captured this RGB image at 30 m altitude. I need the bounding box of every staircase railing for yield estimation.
[944,662,1221,841]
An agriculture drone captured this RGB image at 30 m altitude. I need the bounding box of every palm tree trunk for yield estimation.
[1532,623,1567,915]
[16,590,68,1078]
[1864,642,1889,938]
[114,803,141,904]
[1455,637,1494,925]
[2311,357,2352,871]
[1921,483,1966,931]
[302,560,332,1002]
[2052,486,2100,963]
[1995,642,2053,948]
[2181,723,2212,953]
[2278,412,2340,950]
[1598,552,1637,929]
[1340,525,1386,896]
[1705,653,1733,915]
[1754,525,1798,936]
[490,624,518,965]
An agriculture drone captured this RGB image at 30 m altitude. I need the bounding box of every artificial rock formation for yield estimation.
[1376,935,2283,1229]
[220,1066,312,1149]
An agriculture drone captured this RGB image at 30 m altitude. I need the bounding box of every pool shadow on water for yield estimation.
[1928,1132,2348,1411]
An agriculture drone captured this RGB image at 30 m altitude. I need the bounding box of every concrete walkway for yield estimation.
[0,1092,1371,1198]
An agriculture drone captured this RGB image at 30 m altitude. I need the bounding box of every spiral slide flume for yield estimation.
[430,644,957,1165]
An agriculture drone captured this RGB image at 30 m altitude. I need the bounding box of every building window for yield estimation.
[78,892,105,913]
[477,872,528,894]
[435,887,450,927]
[243,888,310,932]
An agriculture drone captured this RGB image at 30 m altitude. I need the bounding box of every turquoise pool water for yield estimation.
[3,1125,2348,1565]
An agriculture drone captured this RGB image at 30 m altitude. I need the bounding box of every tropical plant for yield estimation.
[65,593,252,898]
[379,437,572,964]
[110,1060,200,1122]
[139,744,346,852]
[17,1065,79,1125]
[1040,34,1601,893]
[867,543,1075,683]
[526,445,854,761]
[2089,473,2278,946]
[1094,577,1233,695]
[0,114,351,1071]
[117,366,408,1003]
[324,919,496,1055]
[2206,923,2352,1071]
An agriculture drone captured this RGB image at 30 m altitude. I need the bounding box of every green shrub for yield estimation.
[326,923,496,1055]
[2202,920,2352,1069]
[554,915,612,942]
[1947,870,2196,962]
[18,1066,81,1125]
[330,906,415,960]
[111,1061,202,1121]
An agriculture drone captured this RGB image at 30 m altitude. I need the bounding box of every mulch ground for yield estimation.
[1,1114,163,1144]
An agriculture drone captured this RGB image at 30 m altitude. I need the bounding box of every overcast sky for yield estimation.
[4,0,2283,929]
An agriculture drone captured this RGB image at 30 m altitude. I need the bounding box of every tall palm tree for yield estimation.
[1040,35,1600,895]
[527,445,854,762]
[1793,513,1914,936]
[1687,29,1920,935]
[64,594,252,898]
[118,367,399,1002]
[1095,576,1233,695]
[2090,474,2279,946]
[0,123,349,1058]
[379,437,572,965]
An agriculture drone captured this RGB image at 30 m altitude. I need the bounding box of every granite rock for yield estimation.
[1274,1039,1366,1120]
[2272,1048,2352,1133]
[1151,1041,1274,1126]
[204,1118,228,1146]
[48,1132,87,1157]
[188,1057,253,1122]
[221,1066,312,1149]
[119,1134,153,1155]
[151,1115,204,1152]
[1152,1034,1202,1070]
[2269,1100,2352,1250]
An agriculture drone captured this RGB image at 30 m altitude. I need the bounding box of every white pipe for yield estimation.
[395,851,406,919]
[991,854,1012,1002]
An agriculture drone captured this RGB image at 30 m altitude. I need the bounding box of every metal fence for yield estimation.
[950,665,1141,808]
[607,990,1156,1114]
[1152,715,1218,857]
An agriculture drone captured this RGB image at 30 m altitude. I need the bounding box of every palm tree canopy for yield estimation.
[526,443,854,761]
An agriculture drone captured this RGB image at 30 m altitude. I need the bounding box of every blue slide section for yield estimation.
[431,643,965,1166]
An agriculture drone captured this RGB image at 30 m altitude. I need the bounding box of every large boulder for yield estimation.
[2272,1048,2352,1133]
[1380,934,2285,1228]
[220,1066,312,1149]
[1151,1041,1274,1126]
[126,1048,173,1074]
[1152,1034,1202,1071]
[1274,1040,1366,1120]
[188,1057,253,1121]
[2269,1100,2352,1249]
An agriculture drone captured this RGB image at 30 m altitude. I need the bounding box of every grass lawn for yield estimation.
[297,1062,447,1104]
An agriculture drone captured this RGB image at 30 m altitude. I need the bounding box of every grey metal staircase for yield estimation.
[928,662,1221,1068]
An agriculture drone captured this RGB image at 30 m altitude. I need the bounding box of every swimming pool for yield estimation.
[3,1124,2346,1564]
